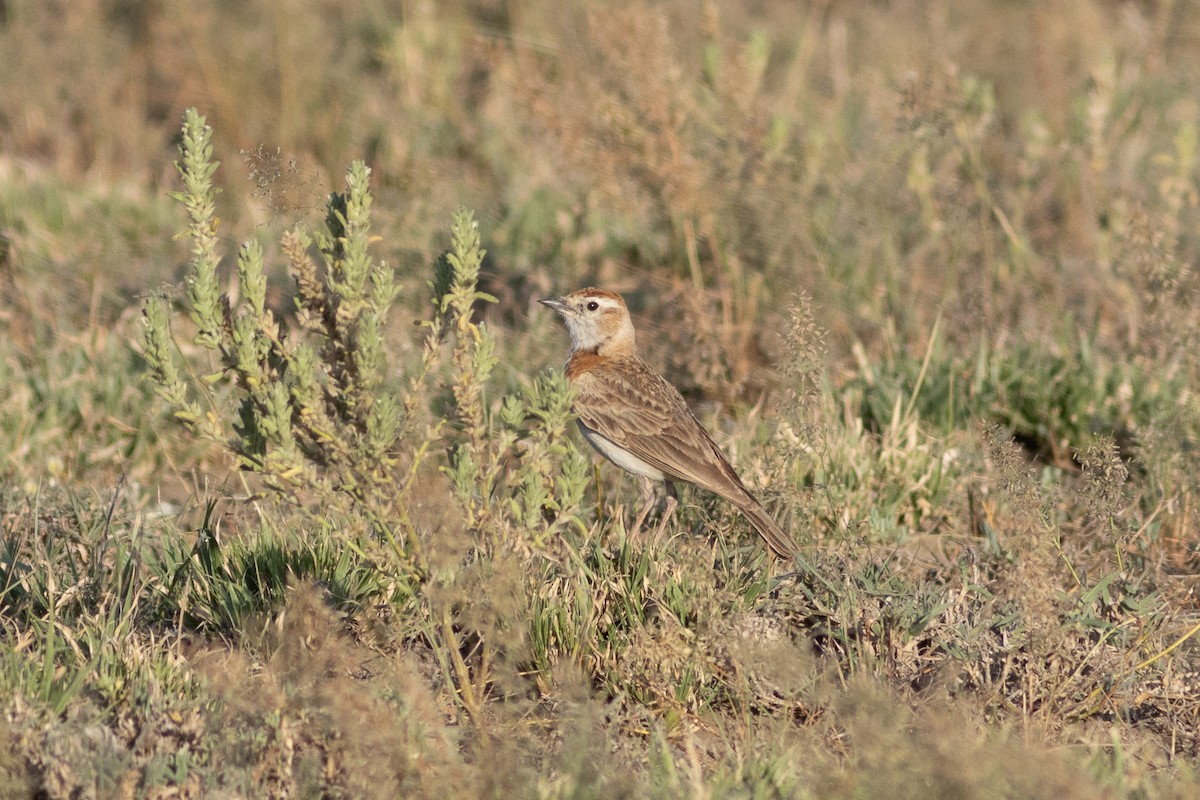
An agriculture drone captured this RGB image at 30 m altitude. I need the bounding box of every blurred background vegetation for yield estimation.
[2,1,1200,797]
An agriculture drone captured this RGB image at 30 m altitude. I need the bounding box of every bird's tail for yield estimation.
[737,498,797,558]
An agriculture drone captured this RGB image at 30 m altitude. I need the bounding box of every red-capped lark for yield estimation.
[540,288,797,558]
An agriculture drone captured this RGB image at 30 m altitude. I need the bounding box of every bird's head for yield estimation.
[539,288,636,356]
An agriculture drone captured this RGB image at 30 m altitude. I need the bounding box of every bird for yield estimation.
[539,288,797,558]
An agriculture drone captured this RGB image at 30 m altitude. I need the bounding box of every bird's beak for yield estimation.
[538,297,569,313]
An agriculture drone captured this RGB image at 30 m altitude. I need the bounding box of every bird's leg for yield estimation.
[629,476,659,536]
[652,480,679,541]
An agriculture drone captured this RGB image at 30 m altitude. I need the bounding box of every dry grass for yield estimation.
[2,1,1200,797]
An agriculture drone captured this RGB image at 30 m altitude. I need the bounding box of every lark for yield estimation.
[540,288,797,557]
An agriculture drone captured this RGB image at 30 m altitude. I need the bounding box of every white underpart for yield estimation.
[577,422,666,481]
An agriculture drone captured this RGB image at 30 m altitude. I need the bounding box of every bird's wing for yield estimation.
[572,357,748,499]
[574,355,798,557]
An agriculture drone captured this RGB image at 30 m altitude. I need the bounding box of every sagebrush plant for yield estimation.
[141,108,599,720]
[144,109,576,578]
[143,109,425,573]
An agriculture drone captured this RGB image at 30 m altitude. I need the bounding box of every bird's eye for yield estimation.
[586,301,599,311]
